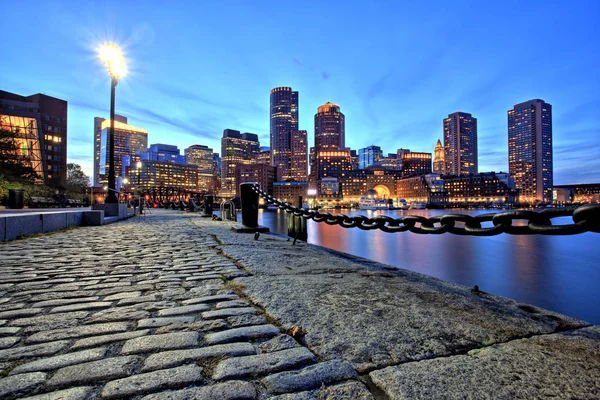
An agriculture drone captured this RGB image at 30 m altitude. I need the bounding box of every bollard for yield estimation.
[202,194,214,217]
[232,183,269,233]
[288,195,307,241]
[240,183,259,227]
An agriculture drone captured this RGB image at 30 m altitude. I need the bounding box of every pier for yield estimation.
[0,209,598,399]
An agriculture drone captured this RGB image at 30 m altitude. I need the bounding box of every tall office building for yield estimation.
[433,139,444,174]
[220,129,260,197]
[400,151,432,177]
[443,112,478,176]
[508,99,553,203]
[0,90,67,187]
[270,87,307,181]
[314,102,345,150]
[98,120,148,185]
[358,145,383,169]
[94,114,127,185]
[185,144,215,174]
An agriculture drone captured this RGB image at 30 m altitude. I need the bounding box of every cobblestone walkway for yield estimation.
[0,211,370,399]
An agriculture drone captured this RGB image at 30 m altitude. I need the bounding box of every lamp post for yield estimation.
[98,43,127,204]
[137,161,142,213]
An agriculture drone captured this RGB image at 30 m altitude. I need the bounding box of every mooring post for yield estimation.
[202,194,214,217]
[232,183,270,233]
[288,195,307,241]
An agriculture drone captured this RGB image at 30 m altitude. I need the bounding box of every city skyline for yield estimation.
[1,1,599,185]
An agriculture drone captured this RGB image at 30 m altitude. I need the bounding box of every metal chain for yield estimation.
[252,185,600,236]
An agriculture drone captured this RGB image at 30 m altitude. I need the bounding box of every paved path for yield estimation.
[0,209,598,399]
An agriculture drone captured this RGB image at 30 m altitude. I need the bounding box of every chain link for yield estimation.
[252,185,600,236]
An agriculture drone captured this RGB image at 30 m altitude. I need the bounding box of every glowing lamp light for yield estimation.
[98,43,127,78]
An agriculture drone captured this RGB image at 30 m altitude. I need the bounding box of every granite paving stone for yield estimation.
[215,300,249,309]
[25,322,129,344]
[0,340,70,360]
[11,347,108,374]
[137,316,195,329]
[20,386,95,400]
[155,304,210,317]
[121,332,199,354]
[30,297,100,308]
[46,356,140,387]
[49,302,113,313]
[70,329,151,350]
[100,364,203,399]
[204,324,280,345]
[103,291,142,300]
[201,307,256,319]
[0,336,20,348]
[181,294,239,305]
[212,347,317,380]
[0,327,21,336]
[140,380,257,400]
[259,334,301,353]
[142,342,256,371]
[261,360,358,394]
[0,308,43,319]
[0,372,47,399]
[369,326,600,399]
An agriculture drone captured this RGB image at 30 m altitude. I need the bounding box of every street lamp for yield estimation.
[137,161,142,213]
[98,43,127,204]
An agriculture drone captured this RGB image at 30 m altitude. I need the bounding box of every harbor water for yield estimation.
[257,208,600,324]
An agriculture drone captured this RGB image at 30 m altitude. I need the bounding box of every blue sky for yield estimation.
[1,1,599,184]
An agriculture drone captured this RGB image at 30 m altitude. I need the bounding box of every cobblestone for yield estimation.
[0,340,69,360]
[137,316,195,328]
[0,336,20,348]
[20,386,95,400]
[11,347,108,374]
[121,332,199,354]
[204,324,280,345]
[30,297,99,308]
[155,304,210,317]
[100,364,203,398]
[25,322,129,344]
[0,326,21,335]
[261,360,358,394]
[46,356,140,387]
[0,308,42,319]
[0,372,47,398]
[181,294,239,305]
[70,329,150,350]
[140,380,257,400]
[142,342,256,371]
[201,307,256,319]
[49,302,113,313]
[212,347,317,380]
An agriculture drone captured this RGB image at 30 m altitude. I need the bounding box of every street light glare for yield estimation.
[98,42,127,78]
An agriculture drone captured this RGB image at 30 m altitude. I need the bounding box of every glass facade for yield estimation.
[0,114,43,180]
[270,87,305,181]
[99,120,148,184]
[508,99,553,203]
[358,145,383,169]
[443,112,478,176]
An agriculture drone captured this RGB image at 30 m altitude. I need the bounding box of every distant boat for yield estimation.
[409,202,427,209]
[397,198,409,210]
[359,196,389,210]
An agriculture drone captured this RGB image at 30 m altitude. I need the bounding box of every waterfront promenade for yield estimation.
[0,209,598,399]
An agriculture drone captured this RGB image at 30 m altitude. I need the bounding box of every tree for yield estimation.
[66,163,90,194]
[0,124,39,183]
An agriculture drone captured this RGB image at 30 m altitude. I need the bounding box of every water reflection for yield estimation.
[258,208,600,324]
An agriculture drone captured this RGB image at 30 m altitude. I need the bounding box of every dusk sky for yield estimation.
[1,1,599,185]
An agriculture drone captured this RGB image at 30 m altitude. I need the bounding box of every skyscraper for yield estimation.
[98,119,148,185]
[310,102,347,190]
[508,99,553,203]
[433,139,444,174]
[94,114,127,185]
[443,112,478,176]
[220,129,260,197]
[185,144,215,174]
[0,90,67,187]
[314,102,345,150]
[270,87,306,181]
